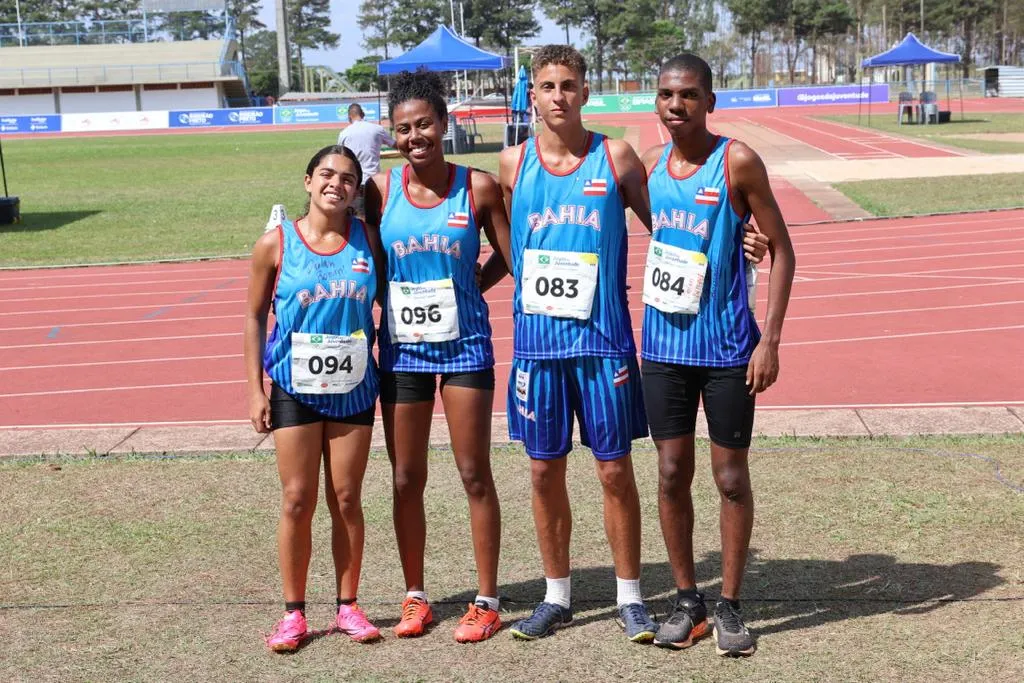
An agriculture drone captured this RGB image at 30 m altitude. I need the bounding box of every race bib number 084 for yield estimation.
[521,249,599,320]
[642,241,708,315]
[290,331,368,395]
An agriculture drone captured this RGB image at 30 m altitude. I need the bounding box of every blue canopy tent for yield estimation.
[859,32,963,123]
[377,26,511,152]
[377,25,507,74]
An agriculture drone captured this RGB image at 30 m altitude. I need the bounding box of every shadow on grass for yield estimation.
[0,210,101,233]
[436,551,1003,634]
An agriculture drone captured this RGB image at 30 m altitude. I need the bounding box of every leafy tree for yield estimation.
[575,0,626,92]
[228,0,266,70]
[539,0,583,43]
[345,55,385,91]
[358,0,399,58]
[929,0,999,76]
[726,0,787,85]
[244,28,283,97]
[463,0,540,54]
[289,0,340,89]
[390,0,446,50]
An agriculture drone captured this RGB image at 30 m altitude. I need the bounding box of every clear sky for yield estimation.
[256,2,581,72]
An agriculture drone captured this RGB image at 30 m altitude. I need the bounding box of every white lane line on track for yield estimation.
[0,332,237,351]
[0,314,244,333]
[0,266,247,284]
[1,379,245,399]
[0,299,242,318]
[793,248,1024,270]
[738,116,845,160]
[764,115,903,158]
[0,276,243,293]
[0,354,240,372]
[812,117,970,157]
[0,287,247,304]
[788,214,1024,237]
[792,228,1024,250]
[783,324,1024,346]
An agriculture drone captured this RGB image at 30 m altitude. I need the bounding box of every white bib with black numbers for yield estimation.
[521,248,599,320]
[290,331,368,394]
[387,278,460,343]
[642,241,708,315]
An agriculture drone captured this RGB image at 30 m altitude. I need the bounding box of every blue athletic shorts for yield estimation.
[507,356,648,460]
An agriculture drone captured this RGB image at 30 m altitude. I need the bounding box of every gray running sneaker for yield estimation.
[713,599,756,656]
[654,592,709,650]
[616,602,657,643]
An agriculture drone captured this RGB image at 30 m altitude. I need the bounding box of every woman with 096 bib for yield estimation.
[364,70,512,643]
[244,145,386,652]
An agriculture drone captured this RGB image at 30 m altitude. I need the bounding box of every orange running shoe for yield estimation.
[394,596,433,638]
[453,602,502,643]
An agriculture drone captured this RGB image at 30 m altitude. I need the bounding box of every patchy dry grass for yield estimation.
[1,435,1022,682]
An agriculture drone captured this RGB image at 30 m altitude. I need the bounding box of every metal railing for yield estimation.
[0,18,228,48]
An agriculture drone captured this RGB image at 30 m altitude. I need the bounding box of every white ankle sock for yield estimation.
[406,590,427,602]
[474,595,499,611]
[616,577,643,607]
[543,576,571,608]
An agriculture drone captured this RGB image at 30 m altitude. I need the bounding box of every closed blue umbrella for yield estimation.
[510,65,530,124]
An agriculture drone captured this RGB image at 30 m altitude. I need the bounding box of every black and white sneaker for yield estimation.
[654,592,709,650]
[713,598,756,657]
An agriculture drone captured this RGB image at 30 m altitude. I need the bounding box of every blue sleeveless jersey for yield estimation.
[377,163,494,373]
[641,137,760,367]
[263,218,379,418]
[510,132,635,359]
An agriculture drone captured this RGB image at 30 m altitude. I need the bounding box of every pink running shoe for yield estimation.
[266,610,309,652]
[335,603,381,643]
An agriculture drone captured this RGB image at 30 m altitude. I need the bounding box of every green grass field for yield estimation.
[2,435,1022,681]
[822,112,1024,154]
[0,123,622,268]
[833,172,1024,216]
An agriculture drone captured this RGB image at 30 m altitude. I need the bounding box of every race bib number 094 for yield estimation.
[642,241,708,315]
[290,331,368,395]
[388,278,460,343]
[521,249,599,320]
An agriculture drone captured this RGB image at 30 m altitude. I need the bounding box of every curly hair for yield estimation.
[387,69,448,122]
[531,44,587,80]
[660,53,714,93]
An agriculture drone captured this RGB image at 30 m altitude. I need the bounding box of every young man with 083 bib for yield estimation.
[640,54,796,657]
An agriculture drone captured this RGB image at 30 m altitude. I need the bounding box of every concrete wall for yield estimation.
[141,86,219,110]
[0,93,57,115]
[60,90,137,114]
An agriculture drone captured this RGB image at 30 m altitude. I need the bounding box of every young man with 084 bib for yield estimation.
[640,54,796,657]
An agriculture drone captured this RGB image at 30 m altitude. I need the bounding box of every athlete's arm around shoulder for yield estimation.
[728,141,797,395]
[606,137,652,232]
[362,171,389,306]
[471,168,513,293]
[243,228,280,433]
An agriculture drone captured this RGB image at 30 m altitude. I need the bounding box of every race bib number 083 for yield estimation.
[521,249,599,320]
[388,278,460,343]
[290,331,368,395]
[642,241,708,315]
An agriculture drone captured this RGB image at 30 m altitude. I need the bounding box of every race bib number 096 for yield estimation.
[388,278,460,343]
[642,241,708,315]
[290,331,368,395]
[521,249,599,320]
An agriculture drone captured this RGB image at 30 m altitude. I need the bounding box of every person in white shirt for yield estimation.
[337,103,396,216]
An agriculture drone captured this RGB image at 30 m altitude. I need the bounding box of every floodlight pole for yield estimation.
[276,0,291,93]
[15,0,24,47]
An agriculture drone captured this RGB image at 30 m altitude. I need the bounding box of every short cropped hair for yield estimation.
[531,44,587,80]
[347,103,364,120]
[387,69,448,122]
[660,53,713,93]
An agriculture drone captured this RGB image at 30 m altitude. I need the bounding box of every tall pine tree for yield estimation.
[288,0,340,89]
[358,0,399,59]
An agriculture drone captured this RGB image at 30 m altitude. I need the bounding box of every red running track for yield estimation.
[2,209,1023,428]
